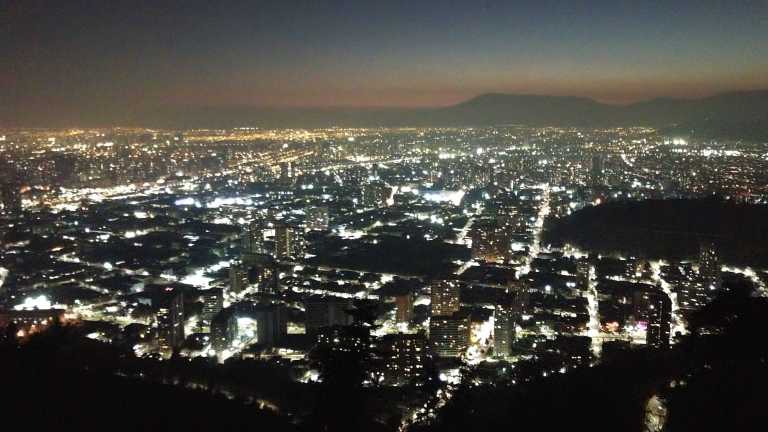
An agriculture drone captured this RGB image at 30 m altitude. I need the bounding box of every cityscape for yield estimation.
[2,1,768,431]
[2,125,767,430]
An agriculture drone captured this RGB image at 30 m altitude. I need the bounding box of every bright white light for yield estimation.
[422,190,465,206]
[206,197,253,209]
[237,317,259,342]
[14,295,53,311]
[0,267,8,289]
[174,197,197,206]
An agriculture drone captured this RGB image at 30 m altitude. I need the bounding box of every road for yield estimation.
[584,264,603,359]
[650,260,687,337]
[516,183,551,278]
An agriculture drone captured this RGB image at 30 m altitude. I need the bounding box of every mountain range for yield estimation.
[146,90,768,140]
[4,90,768,140]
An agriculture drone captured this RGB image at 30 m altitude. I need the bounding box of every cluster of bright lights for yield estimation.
[14,295,53,311]
[421,190,465,206]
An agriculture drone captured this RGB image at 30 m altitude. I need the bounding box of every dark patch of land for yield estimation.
[309,236,468,277]
[543,198,768,266]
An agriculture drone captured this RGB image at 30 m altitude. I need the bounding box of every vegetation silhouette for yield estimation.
[544,198,768,267]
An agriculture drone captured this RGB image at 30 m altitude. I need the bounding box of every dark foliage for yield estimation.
[544,198,768,266]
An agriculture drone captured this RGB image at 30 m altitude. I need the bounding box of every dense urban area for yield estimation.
[1,126,767,431]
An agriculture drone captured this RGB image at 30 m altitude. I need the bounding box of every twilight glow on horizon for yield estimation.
[2,0,767,122]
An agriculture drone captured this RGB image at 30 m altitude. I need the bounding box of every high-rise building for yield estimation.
[429,315,470,358]
[590,154,604,187]
[395,292,414,324]
[576,259,591,291]
[210,303,287,351]
[493,304,515,359]
[156,288,185,352]
[470,220,511,263]
[493,281,527,359]
[211,309,237,352]
[315,325,370,356]
[638,289,672,349]
[378,333,427,385]
[200,288,223,328]
[242,218,265,256]
[229,262,249,294]
[279,161,293,184]
[305,297,352,335]
[240,252,278,294]
[251,261,278,294]
[254,304,288,347]
[698,241,721,291]
[430,280,460,317]
[275,222,302,259]
[305,206,330,231]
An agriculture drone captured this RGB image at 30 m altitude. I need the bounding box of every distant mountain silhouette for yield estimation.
[434,90,768,132]
[4,90,768,140]
[141,90,768,140]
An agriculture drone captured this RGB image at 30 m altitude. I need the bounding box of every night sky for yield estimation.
[2,0,767,123]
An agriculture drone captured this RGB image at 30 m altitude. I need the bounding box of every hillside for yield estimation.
[543,198,768,266]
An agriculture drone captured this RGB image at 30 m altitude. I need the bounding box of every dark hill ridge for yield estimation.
[543,198,768,266]
[437,90,768,128]
[140,90,768,140]
[435,93,612,126]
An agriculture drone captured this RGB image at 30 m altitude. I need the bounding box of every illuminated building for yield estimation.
[493,304,515,359]
[429,315,470,358]
[200,288,223,328]
[494,287,526,360]
[378,333,426,385]
[315,325,370,355]
[430,280,460,317]
[210,303,287,351]
[639,289,672,349]
[156,289,185,352]
[211,309,237,352]
[0,308,65,336]
[229,262,249,294]
[305,297,353,335]
[242,218,265,255]
[470,220,511,263]
[576,259,591,290]
[275,222,302,259]
[698,241,721,291]
[241,251,278,294]
[590,154,604,187]
[305,206,330,231]
[279,161,293,184]
[395,292,414,324]
[251,261,278,294]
